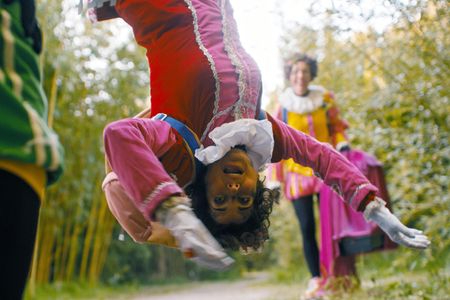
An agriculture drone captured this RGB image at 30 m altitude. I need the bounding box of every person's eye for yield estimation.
[239,197,251,205]
[214,196,225,205]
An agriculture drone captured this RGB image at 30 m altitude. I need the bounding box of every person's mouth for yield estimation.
[223,165,243,175]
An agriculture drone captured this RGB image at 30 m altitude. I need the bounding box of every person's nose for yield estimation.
[297,71,305,80]
[227,183,240,192]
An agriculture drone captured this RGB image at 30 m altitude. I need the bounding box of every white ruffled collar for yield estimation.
[279,85,325,114]
[194,119,274,171]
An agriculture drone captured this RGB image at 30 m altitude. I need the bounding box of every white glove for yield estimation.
[364,197,430,249]
[265,180,281,190]
[156,197,234,270]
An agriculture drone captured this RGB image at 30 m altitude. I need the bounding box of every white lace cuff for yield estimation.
[363,197,387,220]
[155,196,192,223]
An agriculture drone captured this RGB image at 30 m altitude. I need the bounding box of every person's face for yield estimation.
[205,148,258,225]
[289,61,312,96]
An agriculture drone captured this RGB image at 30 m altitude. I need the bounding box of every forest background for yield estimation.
[25,0,448,299]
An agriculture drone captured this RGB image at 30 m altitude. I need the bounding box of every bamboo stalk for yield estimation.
[36,219,55,283]
[62,183,84,281]
[56,221,72,281]
[156,246,167,279]
[47,68,59,128]
[65,221,82,281]
[27,204,44,297]
[88,187,109,284]
[95,200,116,280]
[79,187,100,281]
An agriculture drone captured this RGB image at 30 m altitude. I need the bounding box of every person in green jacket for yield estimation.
[0,1,63,299]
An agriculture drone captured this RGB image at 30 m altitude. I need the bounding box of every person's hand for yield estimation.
[157,197,234,270]
[336,142,351,153]
[364,197,430,249]
[338,145,351,152]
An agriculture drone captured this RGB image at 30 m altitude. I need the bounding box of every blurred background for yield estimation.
[26,0,448,299]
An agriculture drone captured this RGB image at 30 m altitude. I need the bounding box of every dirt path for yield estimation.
[129,273,293,300]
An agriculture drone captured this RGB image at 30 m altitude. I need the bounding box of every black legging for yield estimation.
[0,169,40,300]
[292,194,320,278]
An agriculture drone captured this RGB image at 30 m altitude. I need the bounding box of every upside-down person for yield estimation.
[83,0,430,270]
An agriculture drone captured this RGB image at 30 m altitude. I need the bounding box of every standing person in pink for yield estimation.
[319,148,397,294]
[266,53,352,298]
[86,0,430,272]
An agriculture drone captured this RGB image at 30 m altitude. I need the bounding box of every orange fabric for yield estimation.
[323,92,349,148]
[159,128,196,188]
[0,160,46,201]
[358,192,376,212]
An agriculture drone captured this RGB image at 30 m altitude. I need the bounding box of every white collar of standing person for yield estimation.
[279,85,326,114]
[194,119,274,172]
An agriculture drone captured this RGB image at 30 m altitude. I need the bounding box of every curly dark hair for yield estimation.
[284,53,318,81]
[185,163,280,252]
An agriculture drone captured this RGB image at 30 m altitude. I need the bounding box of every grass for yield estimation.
[25,275,248,300]
[267,249,450,300]
[24,277,193,300]
[26,281,139,300]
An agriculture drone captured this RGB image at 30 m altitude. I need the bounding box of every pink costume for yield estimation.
[101,0,377,233]
[319,149,396,283]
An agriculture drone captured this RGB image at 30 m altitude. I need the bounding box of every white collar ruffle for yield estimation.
[194,119,274,171]
[279,85,325,114]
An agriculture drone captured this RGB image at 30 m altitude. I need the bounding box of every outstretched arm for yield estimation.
[269,113,375,211]
[267,113,430,249]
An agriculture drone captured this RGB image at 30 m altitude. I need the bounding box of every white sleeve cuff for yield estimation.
[363,197,387,220]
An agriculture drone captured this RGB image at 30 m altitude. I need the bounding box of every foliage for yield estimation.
[102,231,242,284]
[350,250,450,300]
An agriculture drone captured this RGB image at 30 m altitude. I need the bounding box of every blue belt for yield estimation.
[152,113,203,181]
[257,109,267,120]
